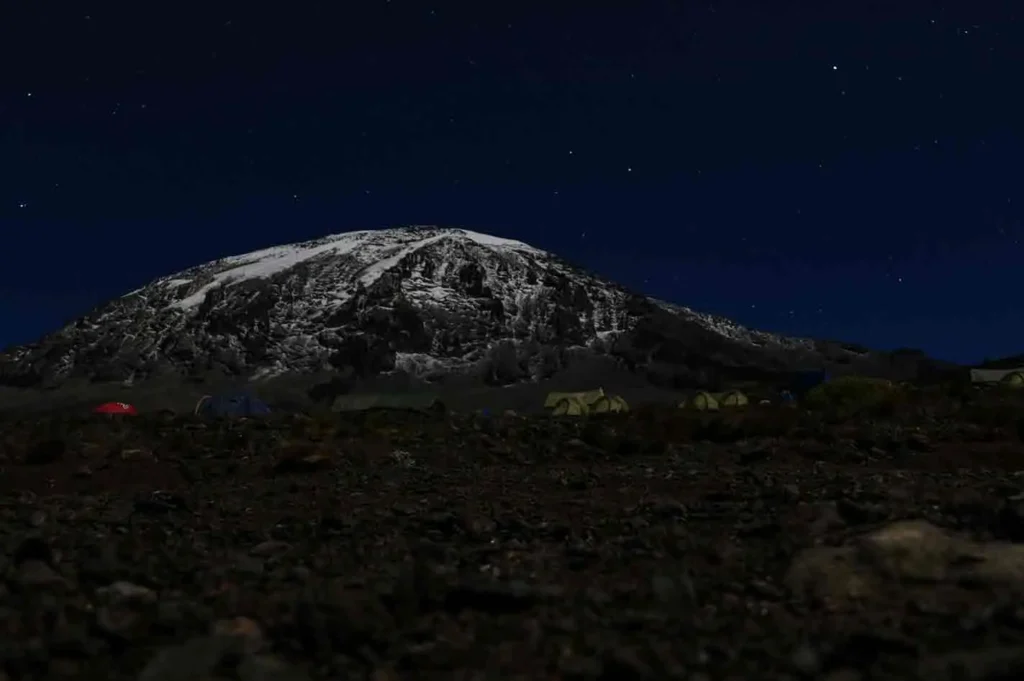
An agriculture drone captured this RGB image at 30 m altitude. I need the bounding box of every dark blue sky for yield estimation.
[1,1,1021,364]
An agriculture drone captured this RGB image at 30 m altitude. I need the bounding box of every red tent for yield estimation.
[93,401,138,415]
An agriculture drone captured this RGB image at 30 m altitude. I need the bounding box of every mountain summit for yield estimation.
[0,226,894,389]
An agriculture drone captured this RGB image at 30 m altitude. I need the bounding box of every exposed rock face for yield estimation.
[0,225,923,389]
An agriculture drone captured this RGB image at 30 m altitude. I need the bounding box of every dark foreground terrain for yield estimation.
[3,399,1024,680]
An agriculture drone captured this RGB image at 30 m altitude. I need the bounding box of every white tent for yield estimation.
[970,368,1024,384]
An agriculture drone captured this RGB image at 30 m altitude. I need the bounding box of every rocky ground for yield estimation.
[2,400,1024,680]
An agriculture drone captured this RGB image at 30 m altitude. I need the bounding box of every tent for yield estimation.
[195,393,271,418]
[94,401,138,416]
[591,394,629,414]
[543,388,604,409]
[1001,371,1024,389]
[552,396,588,416]
[970,367,1024,384]
[330,393,445,413]
[682,392,719,411]
[720,390,749,407]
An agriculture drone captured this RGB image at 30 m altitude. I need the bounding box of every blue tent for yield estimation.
[195,392,271,418]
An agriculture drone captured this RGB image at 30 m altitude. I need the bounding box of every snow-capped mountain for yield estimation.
[0,226,881,389]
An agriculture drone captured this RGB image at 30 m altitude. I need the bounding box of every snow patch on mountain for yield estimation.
[160,227,541,312]
[0,225,823,388]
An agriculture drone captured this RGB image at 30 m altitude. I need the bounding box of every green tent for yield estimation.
[682,391,719,411]
[544,388,604,409]
[720,390,749,407]
[1002,371,1024,389]
[552,396,589,416]
[591,394,629,413]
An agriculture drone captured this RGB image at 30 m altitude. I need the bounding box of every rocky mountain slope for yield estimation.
[0,226,937,390]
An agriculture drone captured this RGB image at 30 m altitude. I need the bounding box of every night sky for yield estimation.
[1,2,1021,364]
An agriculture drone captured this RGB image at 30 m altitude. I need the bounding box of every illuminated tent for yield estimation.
[720,390,749,407]
[1001,371,1024,389]
[591,394,629,414]
[544,388,604,409]
[552,396,588,416]
[970,368,1024,384]
[682,391,719,411]
[93,401,138,416]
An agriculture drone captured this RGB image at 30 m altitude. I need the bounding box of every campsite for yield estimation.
[2,371,1024,679]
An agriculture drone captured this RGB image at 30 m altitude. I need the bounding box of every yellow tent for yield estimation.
[591,394,629,414]
[682,391,719,411]
[720,390,749,407]
[552,397,588,416]
[1001,371,1024,388]
[544,388,604,409]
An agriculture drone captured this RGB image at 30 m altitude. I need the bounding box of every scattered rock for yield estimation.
[786,520,1024,608]
[0,407,1019,679]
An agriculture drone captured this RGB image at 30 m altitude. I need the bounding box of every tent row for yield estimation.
[87,370,933,421]
[88,386,751,419]
[543,388,630,416]
[679,390,750,411]
[91,391,452,418]
[91,393,275,418]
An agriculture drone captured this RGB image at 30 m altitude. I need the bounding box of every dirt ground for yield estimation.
[2,404,1024,680]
